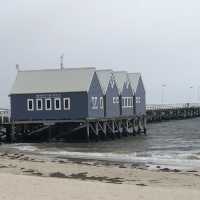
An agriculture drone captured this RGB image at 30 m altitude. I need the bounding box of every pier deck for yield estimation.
[1,103,200,143]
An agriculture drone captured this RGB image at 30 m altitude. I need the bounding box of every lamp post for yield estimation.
[189,86,195,103]
[161,84,167,104]
[197,86,200,102]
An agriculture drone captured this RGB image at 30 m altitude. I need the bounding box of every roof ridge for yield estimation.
[18,67,96,73]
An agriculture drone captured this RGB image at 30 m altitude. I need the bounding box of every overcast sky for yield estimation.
[1,0,200,108]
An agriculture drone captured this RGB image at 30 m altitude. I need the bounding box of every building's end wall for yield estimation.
[88,72,104,119]
[135,77,146,116]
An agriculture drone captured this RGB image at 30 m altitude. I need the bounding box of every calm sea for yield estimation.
[1,118,200,170]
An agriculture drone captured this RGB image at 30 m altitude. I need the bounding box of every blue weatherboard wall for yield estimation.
[10,92,88,121]
[88,72,104,118]
[105,80,120,118]
[121,82,134,116]
[135,77,146,116]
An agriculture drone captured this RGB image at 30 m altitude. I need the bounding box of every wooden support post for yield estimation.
[11,123,16,143]
[112,120,115,139]
[103,121,107,138]
[137,118,141,134]
[126,120,129,135]
[48,125,52,142]
[132,119,136,136]
[86,122,90,142]
[95,122,99,142]
[118,120,122,138]
[143,116,147,135]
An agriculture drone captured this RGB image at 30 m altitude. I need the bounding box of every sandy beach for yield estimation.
[0,152,200,200]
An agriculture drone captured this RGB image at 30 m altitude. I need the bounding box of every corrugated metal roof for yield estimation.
[113,71,130,94]
[128,73,141,93]
[10,67,96,94]
[96,69,114,94]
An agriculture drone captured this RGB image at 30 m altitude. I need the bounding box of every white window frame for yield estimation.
[113,97,116,104]
[136,97,141,104]
[100,97,104,109]
[45,98,52,111]
[130,97,133,107]
[54,98,61,111]
[36,99,43,111]
[116,97,119,104]
[122,97,125,108]
[91,96,98,110]
[63,98,71,110]
[27,99,34,111]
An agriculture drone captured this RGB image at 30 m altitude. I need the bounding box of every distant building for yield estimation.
[96,70,120,118]
[10,68,104,121]
[129,73,146,116]
[0,108,10,124]
[114,71,134,116]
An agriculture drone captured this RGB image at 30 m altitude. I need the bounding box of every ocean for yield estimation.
[1,118,200,170]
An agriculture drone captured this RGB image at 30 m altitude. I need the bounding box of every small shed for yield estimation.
[10,67,104,121]
[114,71,134,116]
[129,73,146,116]
[96,70,120,118]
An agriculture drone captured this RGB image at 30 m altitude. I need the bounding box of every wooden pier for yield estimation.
[1,103,200,143]
[1,116,146,143]
[146,103,200,123]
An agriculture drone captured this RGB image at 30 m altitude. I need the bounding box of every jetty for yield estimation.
[146,103,200,122]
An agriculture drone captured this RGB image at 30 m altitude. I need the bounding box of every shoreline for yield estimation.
[0,152,200,199]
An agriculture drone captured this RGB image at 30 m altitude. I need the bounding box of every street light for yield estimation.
[161,84,167,104]
[189,86,195,103]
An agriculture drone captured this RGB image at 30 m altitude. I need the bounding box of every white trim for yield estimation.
[116,97,119,104]
[36,99,43,111]
[100,97,104,109]
[27,99,34,111]
[136,96,141,104]
[113,97,116,104]
[63,98,70,110]
[54,98,61,110]
[91,96,98,110]
[45,98,52,111]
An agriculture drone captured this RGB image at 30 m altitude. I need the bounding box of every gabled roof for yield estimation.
[96,69,114,94]
[113,71,130,94]
[128,73,141,93]
[10,67,96,94]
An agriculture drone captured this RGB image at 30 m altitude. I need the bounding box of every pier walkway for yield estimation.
[146,103,200,123]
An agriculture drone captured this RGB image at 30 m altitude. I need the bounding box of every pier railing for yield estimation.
[146,103,200,111]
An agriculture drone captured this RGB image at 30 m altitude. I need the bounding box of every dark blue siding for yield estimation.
[135,77,146,116]
[121,83,134,116]
[88,72,104,118]
[11,92,88,121]
[105,81,120,118]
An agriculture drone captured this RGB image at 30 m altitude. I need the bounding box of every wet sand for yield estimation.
[0,152,200,199]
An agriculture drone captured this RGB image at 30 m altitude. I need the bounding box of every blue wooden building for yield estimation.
[96,70,120,118]
[129,73,146,116]
[113,71,134,116]
[10,68,104,121]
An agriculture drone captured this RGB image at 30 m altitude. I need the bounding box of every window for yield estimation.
[122,97,134,108]
[36,99,43,111]
[113,97,119,104]
[27,99,34,111]
[136,97,141,104]
[130,97,133,107]
[122,97,125,108]
[54,98,61,110]
[45,98,52,111]
[91,97,98,109]
[100,97,104,109]
[63,98,70,110]
[116,97,119,104]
